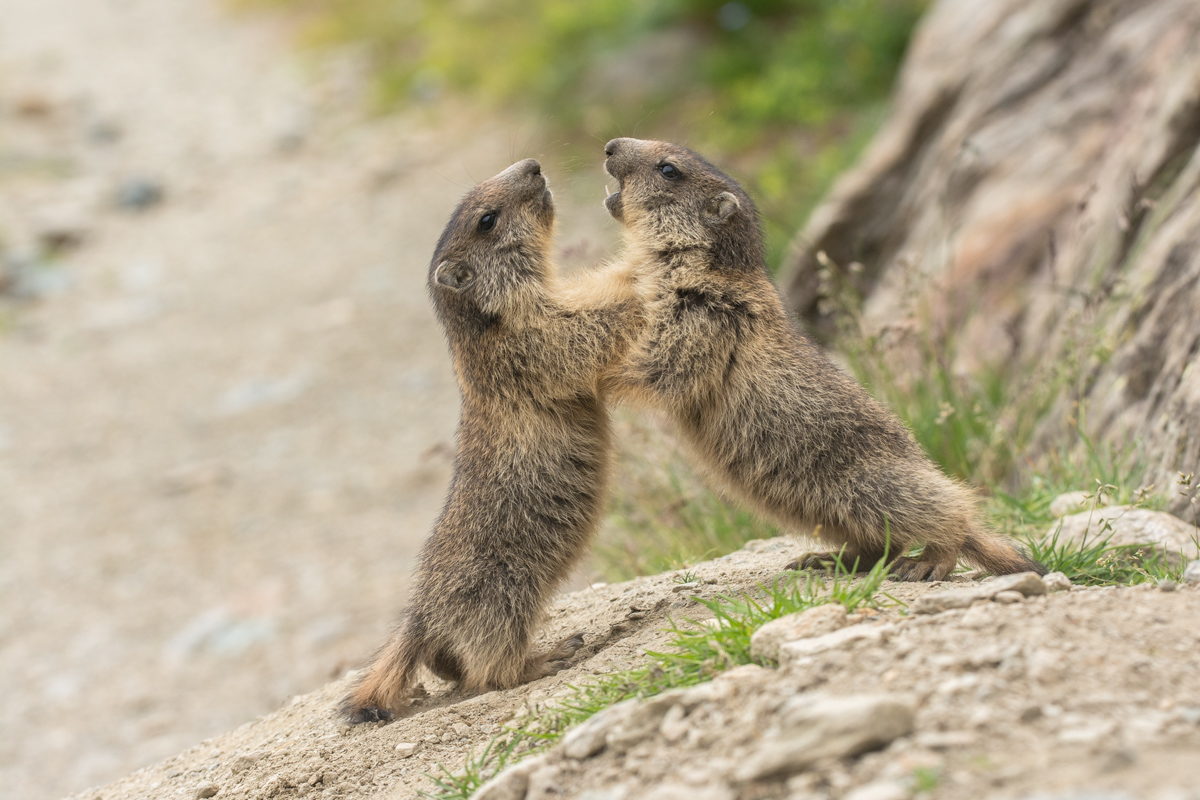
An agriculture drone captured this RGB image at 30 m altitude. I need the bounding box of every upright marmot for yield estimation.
[344,159,640,722]
[601,138,1044,581]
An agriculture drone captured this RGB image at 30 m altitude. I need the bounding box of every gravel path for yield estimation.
[0,2,613,797]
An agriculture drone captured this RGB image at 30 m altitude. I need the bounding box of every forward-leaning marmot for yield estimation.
[344,159,641,722]
[601,138,1044,581]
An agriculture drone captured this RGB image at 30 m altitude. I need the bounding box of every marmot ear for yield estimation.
[703,191,740,224]
[434,260,474,290]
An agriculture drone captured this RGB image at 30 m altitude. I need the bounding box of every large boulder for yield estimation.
[783,0,1200,514]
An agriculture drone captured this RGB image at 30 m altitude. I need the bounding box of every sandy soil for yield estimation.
[0,2,615,798]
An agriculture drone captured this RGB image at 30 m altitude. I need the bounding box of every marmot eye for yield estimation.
[478,212,498,233]
[658,164,681,180]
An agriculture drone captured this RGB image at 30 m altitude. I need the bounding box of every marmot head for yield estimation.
[603,138,763,272]
[429,158,555,326]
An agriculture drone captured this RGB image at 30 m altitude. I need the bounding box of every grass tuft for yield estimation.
[419,736,522,800]
[912,765,940,793]
[1018,513,1191,586]
[657,555,893,672]
[994,468,1190,586]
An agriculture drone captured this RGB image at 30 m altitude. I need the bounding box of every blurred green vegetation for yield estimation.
[598,465,777,580]
[245,0,926,267]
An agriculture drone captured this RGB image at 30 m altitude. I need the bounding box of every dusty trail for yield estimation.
[0,2,613,797]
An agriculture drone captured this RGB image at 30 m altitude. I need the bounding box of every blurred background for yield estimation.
[4,0,1199,797]
[248,0,924,269]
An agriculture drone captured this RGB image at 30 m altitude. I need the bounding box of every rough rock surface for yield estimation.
[1050,507,1200,563]
[748,603,850,662]
[911,571,1047,614]
[732,693,917,782]
[1042,571,1073,593]
[783,0,1200,512]
[67,538,1200,800]
[776,621,896,666]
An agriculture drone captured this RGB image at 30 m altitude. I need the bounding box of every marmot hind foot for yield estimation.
[341,701,393,725]
[786,550,883,574]
[889,555,955,582]
[523,631,585,681]
[789,548,957,582]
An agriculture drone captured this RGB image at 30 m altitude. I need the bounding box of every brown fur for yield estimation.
[343,159,640,722]
[601,138,1045,582]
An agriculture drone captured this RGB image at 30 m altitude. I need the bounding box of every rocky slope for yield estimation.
[69,537,1200,800]
[783,0,1200,511]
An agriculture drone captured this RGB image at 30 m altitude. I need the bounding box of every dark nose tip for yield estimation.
[604,139,623,157]
[518,158,541,176]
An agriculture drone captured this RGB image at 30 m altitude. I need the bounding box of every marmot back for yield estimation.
[344,159,641,722]
[601,138,1044,581]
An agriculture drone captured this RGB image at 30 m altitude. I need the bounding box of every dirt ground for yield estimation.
[0,1,616,798]
[62,539,1200,800]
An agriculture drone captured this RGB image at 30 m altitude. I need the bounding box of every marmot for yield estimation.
[344,159,640,722]
[601,138,1044,581]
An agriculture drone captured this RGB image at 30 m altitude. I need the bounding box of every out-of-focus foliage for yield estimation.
[246,0,926,267]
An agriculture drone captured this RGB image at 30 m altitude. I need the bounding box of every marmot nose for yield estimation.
[516,158,541,176]
[604,139,624,157]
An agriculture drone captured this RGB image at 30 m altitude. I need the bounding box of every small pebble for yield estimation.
[993,590,1024,604]
[452,722,471,737]
[1042,572,1071,592]
[114,178,165,211]
[395,742,418,757]
[1157,579,1178,592]
[195,782,219,799]
[260,775,286,795]
[844,780,910,800]
[1100,746,1137,772]
[229,754,260,774]
[1182,561,1200,585]
[1019,705,1044,723]
[87,119,123,143]
[671,582,700,593]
